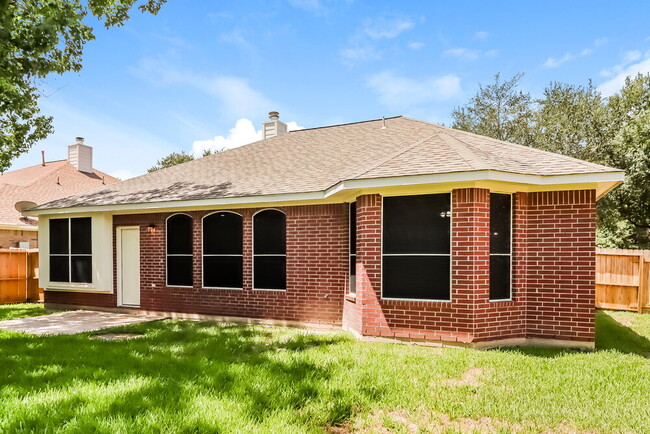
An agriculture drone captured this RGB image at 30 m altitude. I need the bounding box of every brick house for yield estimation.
[0,138,118,248]
[26,115,624,349]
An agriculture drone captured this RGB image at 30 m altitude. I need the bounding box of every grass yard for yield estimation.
[0,302,49,321]
[1,307,650,433]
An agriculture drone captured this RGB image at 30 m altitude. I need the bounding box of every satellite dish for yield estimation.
[15,201,38,213]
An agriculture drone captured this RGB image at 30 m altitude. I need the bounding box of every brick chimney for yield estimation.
[262,111,288,139]
[68,137,93,173]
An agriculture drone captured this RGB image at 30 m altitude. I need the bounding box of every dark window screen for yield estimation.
[167,256,193,287]
[490,194,511,254]
[71,256,92,283]
[254,210,286,254]
[254,256,287,290]
[383,194,450,254]
[167,214,193,254]
[350,202,356,255]
[383,256,450,300]
[50,256,69,282]
[253,210,286,290]
[204,256,243,288]
[382,194,451,301]
[49,218,93,283]
[203,212,243,255]
[167,214,193,287]
[71,218,92,254]
[490,193,512,300]
[50,219,69,254]
[490,255,511,300]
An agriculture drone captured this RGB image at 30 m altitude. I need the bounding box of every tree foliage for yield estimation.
[452,73,650,248]
[148,149,218,172]
[0,0,166,172]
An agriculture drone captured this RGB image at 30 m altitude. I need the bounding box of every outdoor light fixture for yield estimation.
[147,224,156,233]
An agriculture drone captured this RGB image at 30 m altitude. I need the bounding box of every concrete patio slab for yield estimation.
[0,310,164,336]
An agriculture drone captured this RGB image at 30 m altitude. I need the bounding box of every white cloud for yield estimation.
[340,45,381,62]
[475,31,490,40]
[408,42,425,51]
[443,48,497,60]
[287,0,326,14]
[543,39,604,68]
[367,71,462,108]
[132,58,272,119]
[543,53,574,68]
[594,37,608,47]
[623,50,642,63]
[598,53,650,96]
[192,118,304,157]
[362,17,415,39]
[110,169,138,180]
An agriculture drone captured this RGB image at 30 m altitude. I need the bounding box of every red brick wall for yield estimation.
[44,290,116,307]
[106,204,348,324]
[524,190,596,342]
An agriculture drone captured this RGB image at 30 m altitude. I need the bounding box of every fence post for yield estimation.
[640,255,647,314]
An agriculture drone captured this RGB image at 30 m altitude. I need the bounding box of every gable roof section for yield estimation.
[0,161,118,227]
[30,116,623,212]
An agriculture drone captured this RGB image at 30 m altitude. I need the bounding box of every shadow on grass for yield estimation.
[0,320,368,432]
[496,311,650,358]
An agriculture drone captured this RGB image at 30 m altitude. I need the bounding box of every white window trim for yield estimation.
[380,194,453,303]
[252,208,287,292]
[201,210,244,290]
[165,213,194,288]
[489,193,514,302]
[49,217,92,284]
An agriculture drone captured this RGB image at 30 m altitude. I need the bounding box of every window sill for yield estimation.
[45,283,108,293]
[203,286,243,291]
[345,293,357,302]
[381,297,452,303]
[253,288,286,292]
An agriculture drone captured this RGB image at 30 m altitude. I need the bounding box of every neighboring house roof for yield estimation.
[31,116,624,212]
[0,160,118,228]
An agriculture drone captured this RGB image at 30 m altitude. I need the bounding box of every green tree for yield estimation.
[535,81,610,161]
[0,0,166,172]
[148,149,218,172]
[451,73,538,147]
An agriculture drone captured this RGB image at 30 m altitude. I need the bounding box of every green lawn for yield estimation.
[0,302,48,321]
[1,307,650,433]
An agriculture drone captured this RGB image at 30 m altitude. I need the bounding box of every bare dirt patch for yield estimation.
[442,367,485,387]
[333,409,595,433]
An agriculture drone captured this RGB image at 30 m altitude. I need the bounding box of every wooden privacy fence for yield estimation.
[596,248,650,312]
[0,249,42,304]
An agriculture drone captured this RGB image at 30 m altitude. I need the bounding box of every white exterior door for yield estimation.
[118,227,140,307]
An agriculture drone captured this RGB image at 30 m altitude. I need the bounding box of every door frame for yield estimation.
[117,226,141,307]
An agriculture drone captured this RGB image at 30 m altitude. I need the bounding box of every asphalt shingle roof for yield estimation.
[33,116,621,211]
[0,161,118,225]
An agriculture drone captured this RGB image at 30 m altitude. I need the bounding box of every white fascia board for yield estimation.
[25,169,624,216]
[0,223,38,231]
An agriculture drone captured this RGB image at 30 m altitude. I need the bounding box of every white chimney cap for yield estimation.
[75,137,84,145]
[268,111,280,121]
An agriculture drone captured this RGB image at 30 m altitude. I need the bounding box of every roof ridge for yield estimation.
[350,131,442,180]
[294,115,403,132]
[401,116,621,172]
[435,132,487,171]
[0,160,69,187]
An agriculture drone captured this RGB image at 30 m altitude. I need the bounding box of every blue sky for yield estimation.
[10,0,650,179]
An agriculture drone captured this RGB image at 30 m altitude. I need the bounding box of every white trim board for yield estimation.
[24,169,624,216]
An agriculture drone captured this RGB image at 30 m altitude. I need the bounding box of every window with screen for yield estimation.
[203,212,243,289]
[382,194,451,300]
[349,202,357,295]
[167,214,193,287]
[253,210,286,290]
[49,217,92,283]
[490,193,512,300]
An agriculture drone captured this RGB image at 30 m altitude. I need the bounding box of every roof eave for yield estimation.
[24,169,625,216]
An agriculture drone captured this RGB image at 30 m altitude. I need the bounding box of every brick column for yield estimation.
[451,188,490,341]
[525,190,596,343]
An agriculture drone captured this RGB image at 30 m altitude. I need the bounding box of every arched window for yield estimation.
[203,212,243,288]
[253,209,286,290]
[166,214,193,287]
